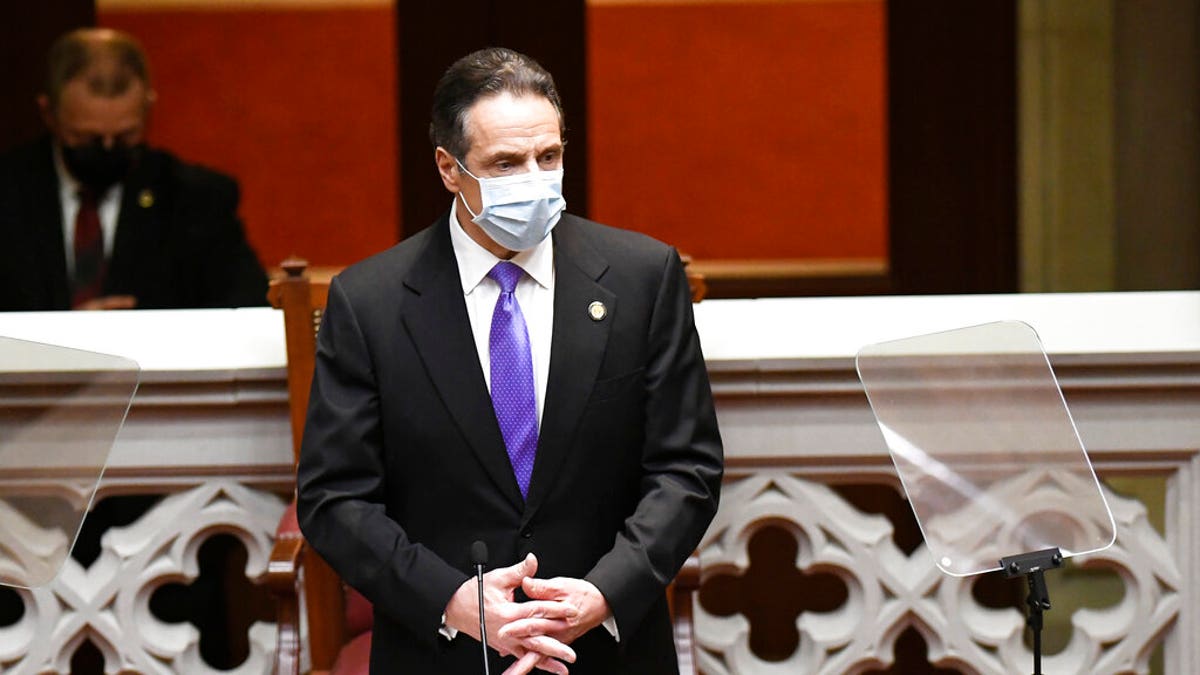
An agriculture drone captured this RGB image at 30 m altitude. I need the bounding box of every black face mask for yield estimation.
[61,141,141,193]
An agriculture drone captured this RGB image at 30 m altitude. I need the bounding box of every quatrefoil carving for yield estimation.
[695,472,1177,675]
[0,481,284,674]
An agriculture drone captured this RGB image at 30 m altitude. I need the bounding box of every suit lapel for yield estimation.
[106,156,160,296]
[523,217,613,522]
[400,217,525,510]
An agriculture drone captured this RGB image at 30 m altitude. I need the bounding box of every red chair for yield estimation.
[264,257,704,675]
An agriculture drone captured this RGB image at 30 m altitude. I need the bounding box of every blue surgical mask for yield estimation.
[456,159,566,251]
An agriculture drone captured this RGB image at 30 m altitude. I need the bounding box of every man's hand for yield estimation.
[74,295,137,310]
[500,576,612,648]
[444,553,577,674]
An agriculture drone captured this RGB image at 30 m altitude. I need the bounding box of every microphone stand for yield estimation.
[477,562,489,675]
[471,541,490,675]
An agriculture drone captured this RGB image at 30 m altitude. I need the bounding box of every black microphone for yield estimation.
[470,540,490,675]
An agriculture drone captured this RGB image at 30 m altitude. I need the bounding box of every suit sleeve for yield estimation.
[181,172,269,307]
[584,247,723,637]
[296,277,469,646]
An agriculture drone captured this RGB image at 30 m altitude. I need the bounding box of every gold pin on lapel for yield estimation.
[138,189,154,208]
[588,301,607,321]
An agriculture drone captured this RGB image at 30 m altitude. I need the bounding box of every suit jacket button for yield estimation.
[521,529,532,539]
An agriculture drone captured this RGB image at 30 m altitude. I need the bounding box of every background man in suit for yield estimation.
[0,28,267,311]
[298,48,723,674]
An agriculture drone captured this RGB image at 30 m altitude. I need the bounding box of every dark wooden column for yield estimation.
[396,1,588,239]
[0,3,95,149]
[887,0,1018,294]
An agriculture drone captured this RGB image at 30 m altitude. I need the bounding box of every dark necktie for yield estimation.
[72,187,105,308]
[487,261,538,499]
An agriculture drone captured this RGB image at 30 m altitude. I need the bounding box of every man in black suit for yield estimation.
[0,28,267,311]
[297,48,723,674]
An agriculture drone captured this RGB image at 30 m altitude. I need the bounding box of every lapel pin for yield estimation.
[588,301,607,321]
[138,189,155,209]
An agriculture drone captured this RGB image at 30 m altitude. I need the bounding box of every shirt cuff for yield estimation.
[602,614,620,641]
[439,613,459,641]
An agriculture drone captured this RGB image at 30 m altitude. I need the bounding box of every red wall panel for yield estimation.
[96,1,885,271]
[98,6,398,269]
[588,0,887,261]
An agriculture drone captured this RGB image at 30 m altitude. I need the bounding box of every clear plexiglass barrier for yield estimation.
[855,321,1114,577]
[0,335,139,587]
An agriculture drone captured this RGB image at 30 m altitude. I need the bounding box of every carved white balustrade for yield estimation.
[0,292,1194,674]
[0,481,285,675]
[694,291,1200,674]
[0,309,293,674]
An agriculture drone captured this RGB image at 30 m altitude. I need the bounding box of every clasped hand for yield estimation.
[444,552,611,675]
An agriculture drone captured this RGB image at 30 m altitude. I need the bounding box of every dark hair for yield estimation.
[429,47,564,160]
[44,28,151,112]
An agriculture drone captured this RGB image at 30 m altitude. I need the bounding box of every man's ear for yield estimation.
[36,94,56,131]
[138,88,157,138]
[435,147,461,193]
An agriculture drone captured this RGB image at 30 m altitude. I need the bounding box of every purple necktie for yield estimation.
[488,262,538,498]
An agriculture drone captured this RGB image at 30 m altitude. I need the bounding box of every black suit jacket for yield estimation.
[297,213,723,674]
[0,137,267,311]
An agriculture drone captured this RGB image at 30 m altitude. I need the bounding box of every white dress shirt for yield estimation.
[53,144,122,278]
[442,198,620,642]
[449,197,554,425]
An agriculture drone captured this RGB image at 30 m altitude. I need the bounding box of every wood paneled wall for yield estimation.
[5,1,1022,298]
[98,3,399,270]
[887,0,1018,295]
